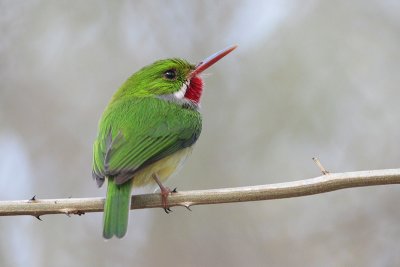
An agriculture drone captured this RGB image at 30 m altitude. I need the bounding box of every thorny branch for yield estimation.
[1,165,399,218]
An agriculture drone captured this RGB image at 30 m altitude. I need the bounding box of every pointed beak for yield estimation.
[191,45,238,77]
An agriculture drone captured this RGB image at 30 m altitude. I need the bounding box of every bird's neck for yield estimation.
[157,75,203,110]
[184,76,203,104]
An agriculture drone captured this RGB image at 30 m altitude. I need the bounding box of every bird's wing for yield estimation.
[92,97,201,187]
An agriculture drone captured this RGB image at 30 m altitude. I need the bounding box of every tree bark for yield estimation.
[0,168,399,218]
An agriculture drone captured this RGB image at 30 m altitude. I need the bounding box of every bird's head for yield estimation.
[113,45,237,106]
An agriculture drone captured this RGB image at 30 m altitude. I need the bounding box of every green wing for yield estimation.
[92,97,202,187]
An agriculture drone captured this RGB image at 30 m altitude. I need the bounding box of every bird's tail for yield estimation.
[103,177,133,239]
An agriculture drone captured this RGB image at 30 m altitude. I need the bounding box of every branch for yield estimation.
[1,168,400,218]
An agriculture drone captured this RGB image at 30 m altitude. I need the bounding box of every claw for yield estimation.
[152,174,175,213]
[164,207,173,214]
[160,189,173,213]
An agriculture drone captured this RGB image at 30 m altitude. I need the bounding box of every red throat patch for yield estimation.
[184,76,203,104]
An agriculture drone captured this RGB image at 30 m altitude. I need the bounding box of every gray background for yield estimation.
[1,1,400,266]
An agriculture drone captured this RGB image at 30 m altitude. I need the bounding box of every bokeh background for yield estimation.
[1,1,400,266]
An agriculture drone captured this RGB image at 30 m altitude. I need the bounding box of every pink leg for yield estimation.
[152,174,174,213]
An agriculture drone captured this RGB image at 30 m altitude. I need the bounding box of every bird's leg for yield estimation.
[152,174,173,213]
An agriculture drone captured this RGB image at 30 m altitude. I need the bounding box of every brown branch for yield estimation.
[1,168,400,218]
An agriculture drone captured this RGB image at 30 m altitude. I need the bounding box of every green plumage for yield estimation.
[92,46,236,239]
[103,178,133,239]
[92,59,202,239]
[93,97,202,185]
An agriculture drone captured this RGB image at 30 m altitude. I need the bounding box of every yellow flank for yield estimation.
[131,147,193,187]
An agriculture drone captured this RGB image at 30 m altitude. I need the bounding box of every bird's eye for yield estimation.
[163,69,177,80]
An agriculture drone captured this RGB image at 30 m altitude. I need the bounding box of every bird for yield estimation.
[92,45,237,239]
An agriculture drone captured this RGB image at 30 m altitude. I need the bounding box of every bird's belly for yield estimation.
[132,147,193,187]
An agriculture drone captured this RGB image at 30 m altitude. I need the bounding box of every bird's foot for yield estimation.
[152,174,177,213]
[160,186,173,214]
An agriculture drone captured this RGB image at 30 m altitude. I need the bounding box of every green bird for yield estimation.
[92,45,237,239]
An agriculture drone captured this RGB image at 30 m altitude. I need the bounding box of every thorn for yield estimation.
[172,188,178,193]
[312,157,330,175]
[29,195,37,202]
[35,215,42,221]
[182,202,193,211]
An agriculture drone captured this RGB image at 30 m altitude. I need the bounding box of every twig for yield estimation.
[312,157,330,175]
[0,168,399,218]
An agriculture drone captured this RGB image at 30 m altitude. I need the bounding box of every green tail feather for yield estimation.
[103,177,133,239]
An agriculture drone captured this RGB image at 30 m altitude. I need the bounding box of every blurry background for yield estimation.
[1,0,400,266]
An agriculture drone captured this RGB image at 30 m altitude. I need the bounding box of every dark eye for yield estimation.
[164,69,177,80]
